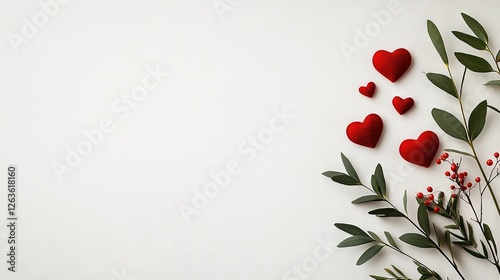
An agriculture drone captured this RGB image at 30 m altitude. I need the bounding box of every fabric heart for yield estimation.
[392,96,414,115]
[346,114,383,148]
[399,131,439,168]
[359,82,376,98]
[373,48,412,82]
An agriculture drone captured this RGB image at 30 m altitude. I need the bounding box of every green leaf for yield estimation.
[368,231,381,241]
[369,208,405,218]
[431,108,468,141]
[371,175,381,196]
[481,240,489,259]
[461,13,488,43]
[445,224,459,229]
[488,105,500,114]
[338,235,374,248]
[462,246,486,259]
[369,275,388,280]
[484,223,497,254]
[485,80,500,87]
[455,52,494,73]
[341,153,360,182]
[334,223,369,237]
[392,265,407,278]
[322,171,360,186]
[384,268,398,278]
[374,164,386,197]
[467,222,476,247]
[468,100,488,141]
[384,231,399,249]
[400,233,436,248]
[356,245,384,265]
[417,202,431,236]
[452,31,487,50]
[496,49,500,63]
[352,195,384,204]
[427,20,448,65]
[403,190,408,214]
[426,73,457,98]
[443,148,473,158]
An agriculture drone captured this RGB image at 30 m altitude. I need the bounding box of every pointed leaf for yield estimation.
[484,223,497,254]
[400,233,436,248]
[341,153,360,182]
[467,222,476,247]
[374,164,386,197]
[322,171,360,186]
[462,246,486,259]
[426,73,457,98]
[403,190,408,214]
[338,235,374,248]
[334,223,369,237]
[452,31,487,50]
[427,20,448,65]
[369,208,405,218]
[384,231,399,249]
[485,80,500,87]
[444,148,473,158]
[371,175,381,196]
[431,108,468,141]
[468,100,488,141]
[481,240,489,259]
[455,52,494,73]
[356,245,384,265]
[352,195,384,204]
[496,49,500,62]
[433,223,441,247]
[461,13,488,43]
[384,268,398,278]
[368,231,381,241]
[392,265,407,278]
[417,202,431,236]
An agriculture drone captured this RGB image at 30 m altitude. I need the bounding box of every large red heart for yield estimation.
[346,114,383,148]
[392,96,414,115]
[399,131,439,168]
[359,82,376,98]
[373,48,412,82]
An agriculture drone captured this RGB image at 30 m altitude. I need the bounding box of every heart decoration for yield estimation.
[373,48,412,83]
[359,82,376,98]
[346,114,383,148]
[399,131,439,168]
[392,96,414,115]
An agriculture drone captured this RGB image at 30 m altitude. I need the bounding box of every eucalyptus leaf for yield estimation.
[461,13,488,43]
[369,208,405,218]
[426,73,457,98]
[431,108,468,141]
[417,202,431,236]
[496,49,500,62]
[452,31,487,50]
[485,80,500,87]
[322,171,360,186]
[403,190,408,214]
[481,240,489,259]
[352,195,384,204]
[427,20,448,65]
[368,231,381,241]
[484,223,497,254]
[384,231,399,249]
[400,233,436,248]
[371,174,381,196]
[455,52,494,73]
[334,223,369,237]
[468,100,488,141]
[462,246,486,259]
[356,245,384,265]
[374,164,386,197]
[341,153,360,182]
[338,235,374,248]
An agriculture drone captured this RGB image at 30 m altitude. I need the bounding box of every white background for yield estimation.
[1,0,500,279]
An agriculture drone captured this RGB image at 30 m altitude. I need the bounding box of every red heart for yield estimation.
[392,96,414,115]
[399,131,439,168]
[373,48,412,82]
[359,82,376,98]
[346,114,383,148]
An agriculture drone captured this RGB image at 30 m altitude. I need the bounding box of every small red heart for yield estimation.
[373,48,412,82]
[392,96,414,115]
[359,82,376,98]
[399,131,439,168]
[346,114,383,148]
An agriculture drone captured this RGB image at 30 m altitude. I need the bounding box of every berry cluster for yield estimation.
[416,186,442,213]
[434,152,482,198]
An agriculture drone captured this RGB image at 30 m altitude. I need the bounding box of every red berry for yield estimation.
[487,159,494,166]
[467,182,472,188]
[451,174,457,179]
[445,171,451,176]
[428,194,435,200]
[425,200,432,206]
[451,194,457,198]
[463,172,468,177]
[427,186,433,192]
[450,185,455,190]
[434,206,440,213]
[461,186,467,191]
[451,164,458,172]
[495,152,499,158]
[436,159,441,164]
[417,192,424,199]
[475,177,481,182]
[442,153,449,159]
